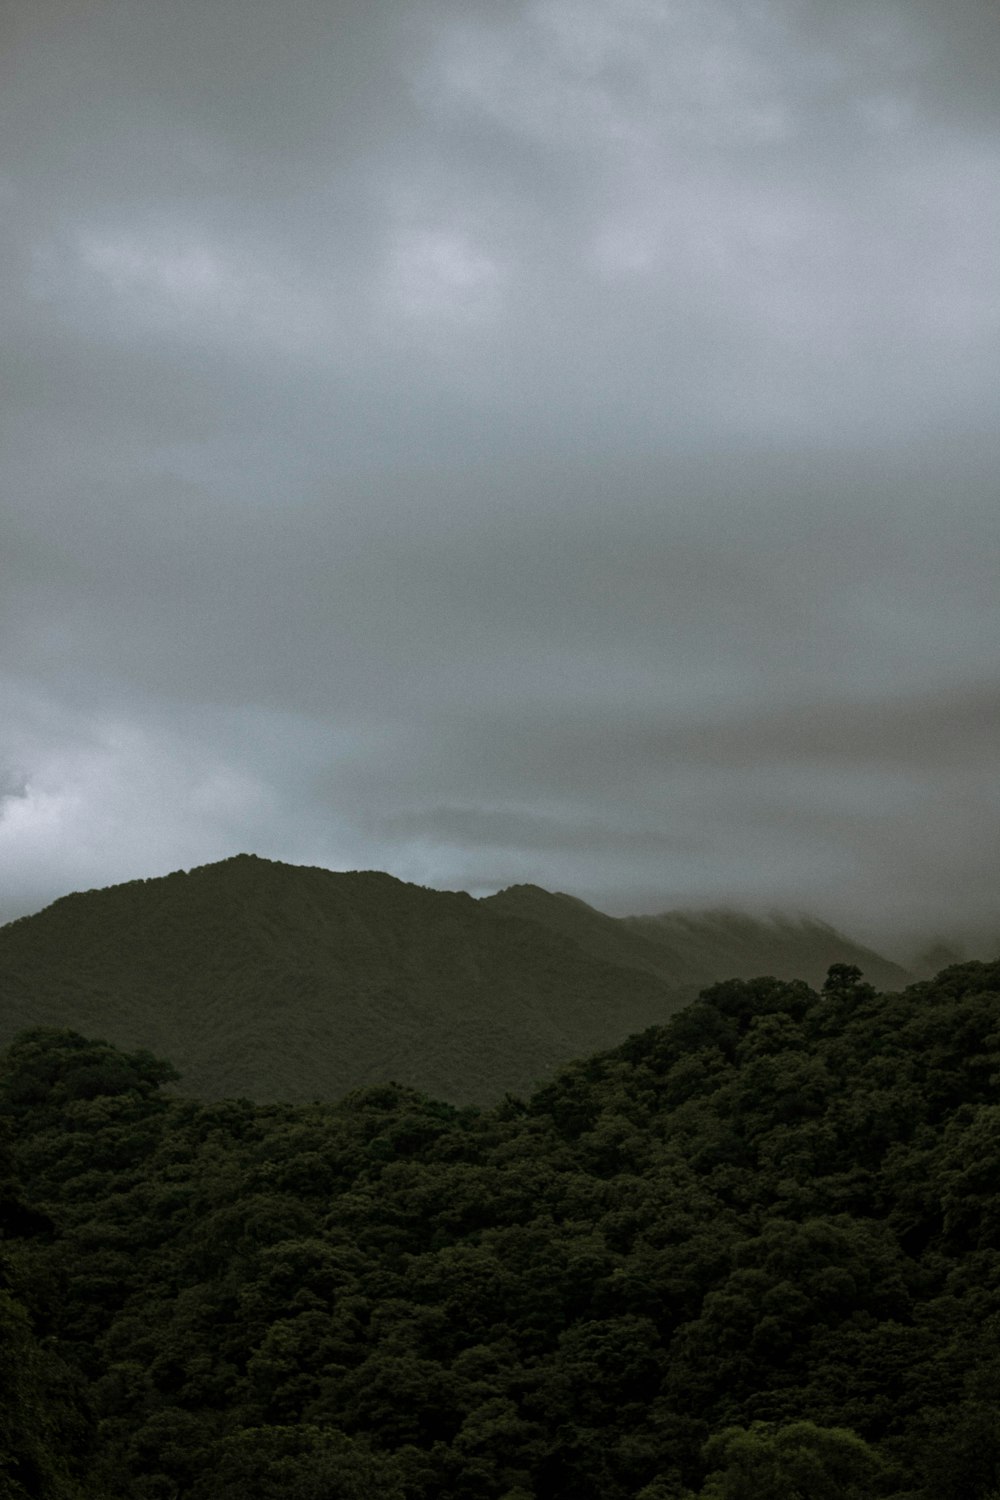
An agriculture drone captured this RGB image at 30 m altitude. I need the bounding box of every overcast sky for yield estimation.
[2,0,998,956]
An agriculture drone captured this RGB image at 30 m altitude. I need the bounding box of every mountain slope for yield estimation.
[482,883,912,992]
[0,856,684,1104]
[625,907,911,991]
[0,856,910,1104]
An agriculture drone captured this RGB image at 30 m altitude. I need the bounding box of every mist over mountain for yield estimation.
[0,854,910,1104]
[485,883,910,993]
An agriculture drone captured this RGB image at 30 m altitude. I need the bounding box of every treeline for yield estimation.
[2,959,1000,1497]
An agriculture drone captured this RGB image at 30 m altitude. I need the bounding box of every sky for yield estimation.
[2,0,998,958]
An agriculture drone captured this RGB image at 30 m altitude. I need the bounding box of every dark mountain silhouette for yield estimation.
[0,854,910,1104]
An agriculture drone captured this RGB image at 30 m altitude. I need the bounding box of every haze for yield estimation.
[2,0,998,959]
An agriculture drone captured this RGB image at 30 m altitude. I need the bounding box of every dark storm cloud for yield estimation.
[2,0,998,957]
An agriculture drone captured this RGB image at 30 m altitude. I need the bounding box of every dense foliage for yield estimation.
[3,958,1000,1497]
[0,855,909,1107]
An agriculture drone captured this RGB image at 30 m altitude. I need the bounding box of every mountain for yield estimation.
[0,855,910,1104]
[483,883,912,993]
[0,856,682,1104]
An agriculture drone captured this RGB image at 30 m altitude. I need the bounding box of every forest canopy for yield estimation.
[2,958,1000,1498]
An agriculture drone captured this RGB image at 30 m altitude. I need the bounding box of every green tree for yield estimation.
[0,1287,92,1500]
[189,1423,405,1500]
[695,1420,889,1499]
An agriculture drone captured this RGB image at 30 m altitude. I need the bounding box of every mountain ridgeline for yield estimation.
[0,854,910,1104]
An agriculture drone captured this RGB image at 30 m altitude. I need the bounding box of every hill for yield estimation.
[0,855,909,1104]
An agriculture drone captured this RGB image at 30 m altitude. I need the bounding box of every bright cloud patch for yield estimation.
[389,226,503,321]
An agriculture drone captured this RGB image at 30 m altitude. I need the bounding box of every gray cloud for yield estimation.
[2,0,998,960]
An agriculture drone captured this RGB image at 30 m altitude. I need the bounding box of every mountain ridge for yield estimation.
[481,879,910,990]
[0,853,911,1104]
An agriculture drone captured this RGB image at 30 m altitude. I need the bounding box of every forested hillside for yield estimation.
[3,958,1000,1498]
[485,884,910,992]
[0,856,909,1104]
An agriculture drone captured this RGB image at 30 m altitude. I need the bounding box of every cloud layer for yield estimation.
[3,0,999,955]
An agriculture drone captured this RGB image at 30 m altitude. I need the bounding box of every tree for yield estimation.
[189,1424,405,1500]
[695,1420,890,1499]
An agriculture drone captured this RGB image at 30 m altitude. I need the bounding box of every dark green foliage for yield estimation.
[0,856,910,1105]
[0,1286,95,1500]
[187,1424,406,1500]
[0,1142,95,1499]
[2,957,1000,1497]
[694,1419,891,1498]
[0,1030,177,1119]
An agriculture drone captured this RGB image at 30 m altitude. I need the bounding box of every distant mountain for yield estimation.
[0,856,911,1104]
[627,907,912,991]
[483,884,912,993]
[908,940,967,979]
